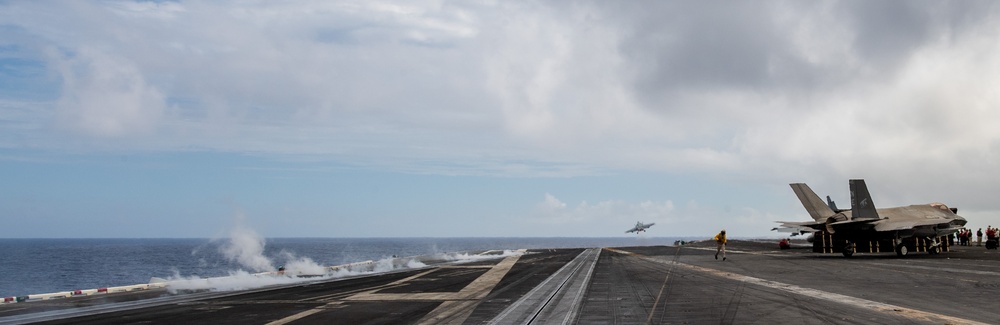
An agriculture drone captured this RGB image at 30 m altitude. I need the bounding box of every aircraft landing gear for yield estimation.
[927,237,942,255]
[842,242,855,257]
[986,237,998,250]
[893,237,908,257]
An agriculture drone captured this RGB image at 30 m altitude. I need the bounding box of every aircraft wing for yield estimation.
[872,218,958,232]
[625,227,638,233]
[822,218,883,235]
[772,221,823,234]
[775,218,881,235]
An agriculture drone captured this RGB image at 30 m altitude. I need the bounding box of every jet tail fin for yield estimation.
[826,196,839,211]
[849,179,880,220]
[790,183,835,222]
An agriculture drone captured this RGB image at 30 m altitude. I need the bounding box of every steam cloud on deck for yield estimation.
[162,221,522,293]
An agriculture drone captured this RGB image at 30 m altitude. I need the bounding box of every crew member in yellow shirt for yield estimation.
[714,230,727,261]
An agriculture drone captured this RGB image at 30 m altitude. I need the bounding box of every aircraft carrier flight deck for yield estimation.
[3,240,1000,324]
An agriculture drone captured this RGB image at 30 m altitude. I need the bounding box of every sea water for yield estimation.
[0,237,689,298]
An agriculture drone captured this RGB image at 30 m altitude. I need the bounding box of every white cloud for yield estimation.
[4,1,1000,234]
[526,193,788,236]
[530,193,674,226]
[50,47,167,138]
[733,18,1000,202]
[2,1,991,173]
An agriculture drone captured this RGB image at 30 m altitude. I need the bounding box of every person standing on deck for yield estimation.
[714,230,727,261]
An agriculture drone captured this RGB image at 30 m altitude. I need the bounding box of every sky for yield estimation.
[3,1,1000,238]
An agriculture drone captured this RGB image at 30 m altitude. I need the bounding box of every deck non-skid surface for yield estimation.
[4,241,1000,324]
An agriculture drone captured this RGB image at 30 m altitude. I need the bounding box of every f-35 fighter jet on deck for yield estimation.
[774,179,966,257]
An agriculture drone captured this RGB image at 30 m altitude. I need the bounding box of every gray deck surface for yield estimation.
[3,240,999,324]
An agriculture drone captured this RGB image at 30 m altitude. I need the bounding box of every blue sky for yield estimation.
[3,1,1000,238]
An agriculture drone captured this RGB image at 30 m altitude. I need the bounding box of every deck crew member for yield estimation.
[714,230,727,261]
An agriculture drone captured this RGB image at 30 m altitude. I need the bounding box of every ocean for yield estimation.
[0,237,690,298]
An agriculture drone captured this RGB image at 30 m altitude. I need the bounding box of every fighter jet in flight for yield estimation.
[625,221,655,234]
[774,179,966,257]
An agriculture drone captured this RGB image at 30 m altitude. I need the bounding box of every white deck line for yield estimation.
[607,248,988,325]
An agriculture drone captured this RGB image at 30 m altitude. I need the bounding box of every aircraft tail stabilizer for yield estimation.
[790,183,835,222]
[849,179,880,220]
[826,196,839,211]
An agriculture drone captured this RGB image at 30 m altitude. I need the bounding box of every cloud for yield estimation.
[4,0,1000,238]
[2,1,1000,194]
[527,192,790,236]
[734,15,1000,200]
[50,47,167,138]
[531,193,674,225]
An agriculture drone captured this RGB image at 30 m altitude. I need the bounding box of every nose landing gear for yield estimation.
[927,237,942,255]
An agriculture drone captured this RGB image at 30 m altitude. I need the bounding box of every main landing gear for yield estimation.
[842,237,941,257]
[893,238,908,257]
[842,242,856,257]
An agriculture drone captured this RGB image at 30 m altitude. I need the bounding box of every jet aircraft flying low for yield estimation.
[626,221,655,234]
[773,179,966,257]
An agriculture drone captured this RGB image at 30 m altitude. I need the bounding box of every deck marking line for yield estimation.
[416,255,521,325]
[488,248,597,325]
[608,248,988,325]
[560,248,600,325]
[264,302,342,325]
[266,256,520,324]
[345,255,520,301]
[867,262,1000,277]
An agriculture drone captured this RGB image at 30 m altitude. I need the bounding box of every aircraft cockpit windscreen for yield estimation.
[930,203,950,211]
